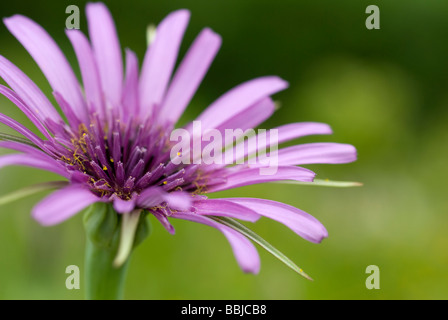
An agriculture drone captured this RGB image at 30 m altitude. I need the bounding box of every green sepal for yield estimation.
[83,202,119,248]
[133,210,151,248]
[82,204,151,299]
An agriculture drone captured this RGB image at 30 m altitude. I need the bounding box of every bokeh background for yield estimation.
[0,0,447,299]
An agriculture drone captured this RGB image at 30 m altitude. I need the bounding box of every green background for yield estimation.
[0,0,447,299]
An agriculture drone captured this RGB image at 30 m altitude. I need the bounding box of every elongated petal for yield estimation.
[122,49,140,120]
[4,15,88,123]
[0,85,51,139]
[159,28,221,125]
[224,198,328,243]
[173,213,260,273]
[0,140,50,158]
[277,143,357,165]
[32,185,100,226]
[274,122,333,142]
[0,112,47,149]
[193,199,260,222]
[66,29,103,115]
[223,122,333,164]
[152,211,175,234]
[0,55,62,124]
[86,2,123,108]
[216,97,275,132]
[139,10,190,118]
[208,166,315,192]
[0,154,68,177]
[195,76,288,130]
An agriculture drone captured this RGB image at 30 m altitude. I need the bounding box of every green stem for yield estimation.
[82,203,151,300]
[84,236,130,300]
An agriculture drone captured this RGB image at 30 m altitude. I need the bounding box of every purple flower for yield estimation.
[0,3,356,274]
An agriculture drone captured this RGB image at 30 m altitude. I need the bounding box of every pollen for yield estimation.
[110,158,114,163]
[163,181,167,185]
[102,166,108,171]
[177,152,182,156]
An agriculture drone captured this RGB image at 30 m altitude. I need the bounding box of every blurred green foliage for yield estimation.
[0,0,447,299]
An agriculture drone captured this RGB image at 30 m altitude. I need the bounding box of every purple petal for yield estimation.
[274,122,333,142]
[224,198,328,244]
[86,2,123,108]
[4,15,88,123]
[139,10,190,118]
[0,153,68,177]
[113,196,136,214]
[53,91,81,129]
[192,199,261,222]
[0,112,48,150]
[216,96,275,132]
[0,140,53,158]
[136,186,165,208]
[162,191,192,211]
[208,166,315,192]
[122,49,140,120]
[152,211,176,235]
[224,122,334,164]
[66,29,104,116]
[195,76,288,130]
[0,84,51,139]
[158,28,221,125]
[0,55,62,124]
[277,143,357,165]
[173,213,260,273]
[32,185,100,226]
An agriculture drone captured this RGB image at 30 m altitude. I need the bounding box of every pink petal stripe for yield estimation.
[0,154,68,177]
[122,49,140,121]
[173,213,260,273]
[0,55,62,124]
[0,112,47,149]
[195,76,288,130]
[66,29,104,116]
[4,15,88,123]
[139,10,190,118]
[276,143,357,165]
[32,185,100,226]
[224,122,333,164]
[216,97,275,132]
[0,84,51,139]
[86,2,123,109]
[208,166,315,192]
[224,198,328,244]
[193,199,260,222]
[0,140,53,159]
[159,28,221,125]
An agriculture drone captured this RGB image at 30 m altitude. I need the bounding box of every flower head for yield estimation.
[0,3,356,275]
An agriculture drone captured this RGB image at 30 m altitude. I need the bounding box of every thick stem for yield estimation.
[84,234,130,300]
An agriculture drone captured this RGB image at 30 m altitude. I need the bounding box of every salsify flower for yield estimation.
[0,2,357,296]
